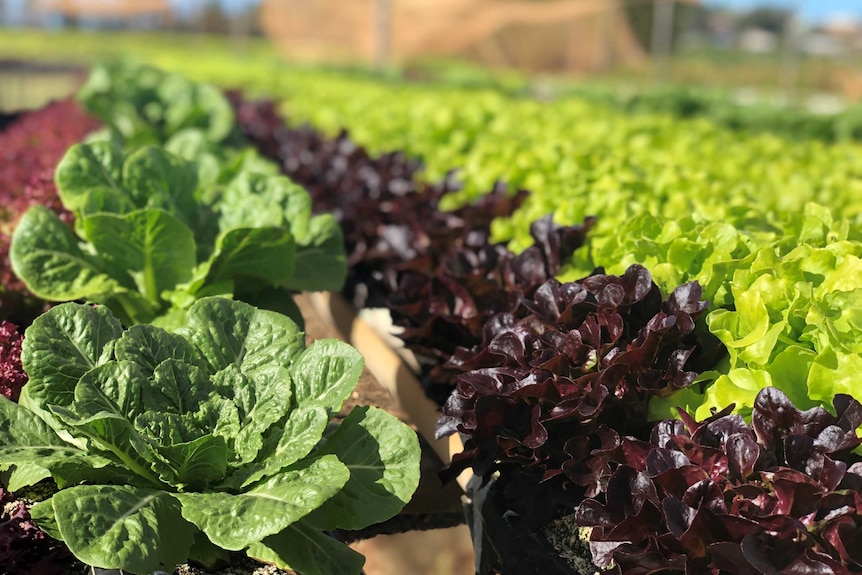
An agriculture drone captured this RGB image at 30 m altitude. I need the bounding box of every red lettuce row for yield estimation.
[0,100,100,325]
[436,265,711,525]
[576,387,862,575]
[0,321,25,401]
[231,96,521,304]
[231,95,595,404]
[390,214,594,405]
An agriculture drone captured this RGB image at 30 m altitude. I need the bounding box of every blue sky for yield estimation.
[707,0,862,22]
[2,0,261,20]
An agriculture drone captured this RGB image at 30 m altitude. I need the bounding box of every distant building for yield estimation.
[738,27,778,53]
[821,15,862,51]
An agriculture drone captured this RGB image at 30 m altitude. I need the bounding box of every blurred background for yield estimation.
[0,0,861,112]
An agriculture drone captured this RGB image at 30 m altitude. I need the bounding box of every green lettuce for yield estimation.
[77,61,236,147]
[652,237,862,421]
[0,298,420,575]
[10,142,346,327]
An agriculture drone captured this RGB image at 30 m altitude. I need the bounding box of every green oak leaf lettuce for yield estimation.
[0,298,420,575]
[654,239,862,421]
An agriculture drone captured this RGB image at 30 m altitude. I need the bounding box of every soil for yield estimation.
[542,516,600,575]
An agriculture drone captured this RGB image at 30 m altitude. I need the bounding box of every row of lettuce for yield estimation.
[4,60,862,573]
[229,78,862,573]
[0,64,420,575]
[177,61,862,429]
[5,28,862,147]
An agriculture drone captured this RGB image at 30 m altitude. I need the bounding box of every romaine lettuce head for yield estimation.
[0,297,419,575]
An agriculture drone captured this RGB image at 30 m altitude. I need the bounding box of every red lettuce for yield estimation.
[437,265,710,525]
[0,321,25,401]
[390,214,593,404]
[0,100,99,325]
[576,387,862,575]
[231,95,594,404]
[0,487,70,575]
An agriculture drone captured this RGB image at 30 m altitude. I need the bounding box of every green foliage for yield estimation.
[10,142,345,327]
[250,71,862,423]
[0,298,420,575]
[77,61,236,147]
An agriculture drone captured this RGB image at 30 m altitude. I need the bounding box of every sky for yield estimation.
[3,0,861,25]
[707,0,862,23]
[2,0,261,20]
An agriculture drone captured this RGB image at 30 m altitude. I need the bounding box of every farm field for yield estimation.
[2,28,862,575]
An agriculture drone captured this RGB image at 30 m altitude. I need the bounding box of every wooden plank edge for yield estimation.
[308,291,473,492]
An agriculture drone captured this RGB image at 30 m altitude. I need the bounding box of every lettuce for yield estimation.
[77,61,236,147]
[437,265,711,526]
[577,388,862,574]
[10,142,345,328]
[0,298,420,575]
[690,240,862,419]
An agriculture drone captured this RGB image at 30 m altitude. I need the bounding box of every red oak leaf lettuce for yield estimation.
[576,387,862,575]
[437,265,710,525]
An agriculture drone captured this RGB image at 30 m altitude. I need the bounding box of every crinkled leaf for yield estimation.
[210,363,292,465]
[21,302,123,414]
[114,323,204,374]
[143,358,210,415]
[289,339,363,411]
[223,402,329,489]
[180,297,304,376]
[155,434,229,491]
[72,361,144,420]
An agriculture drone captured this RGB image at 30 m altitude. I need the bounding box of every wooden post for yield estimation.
[779,1,802,105]
[374,0,392,70]
[595,1,614,72]
[229,3,252,53]
[650,0,676,83]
